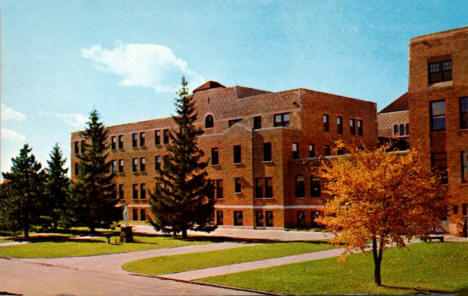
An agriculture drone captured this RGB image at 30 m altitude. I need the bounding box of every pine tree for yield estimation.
[44,143,70,229]
[2,144,45,239]
[150,77,216,239]
[70,109,119,232]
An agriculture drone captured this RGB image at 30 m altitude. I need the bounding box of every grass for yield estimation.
[200,242,468,295]
[122,241,334,275]
[0,234,213,258]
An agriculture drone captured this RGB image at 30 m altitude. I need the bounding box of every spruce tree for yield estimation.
[70,109,119,232]
[2,144,45,239]
[44,143,70,229]
[150,77,216,239]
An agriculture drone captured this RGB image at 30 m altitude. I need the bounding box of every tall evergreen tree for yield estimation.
[69,109,119,232]
[44,143,70,229]
[2,144,45,239]
[150,77,216,239]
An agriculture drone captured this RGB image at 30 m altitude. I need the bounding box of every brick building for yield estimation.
[71,82,377,229]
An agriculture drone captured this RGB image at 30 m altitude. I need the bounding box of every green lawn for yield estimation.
[200,242,468,295]
[0,235,212,258]
[123,241,334,275]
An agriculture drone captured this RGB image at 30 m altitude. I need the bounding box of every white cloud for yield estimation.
[81,41,205,93]
[58,113,88,127]
[1,104,26,121]
[1,128,26,142]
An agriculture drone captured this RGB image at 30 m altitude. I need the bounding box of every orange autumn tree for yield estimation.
[316,142,445,286]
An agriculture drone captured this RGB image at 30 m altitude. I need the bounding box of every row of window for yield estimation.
[117,184,148,200]
[323,115,363,135]
[431,151,468,184]
[430,97,468,131]
[132,208,147,221]
[215,210,322,228]
[109,130,171,150]
[205,113,290,130]
[393,123,410,137]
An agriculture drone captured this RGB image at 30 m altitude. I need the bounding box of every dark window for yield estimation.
[255,211,264,227]
[255,178,263,198]
[463,204,468,216]
[140,209,146,221]
[460,97,468,129]
[74,141,79,154]
[118,135,124,149]
[295,175,305,198]
[406,123,410,135]
[292,143,299,159]
[111,160,116,173]
[119,159,124,173]
[310,176,321,198]
[163,129,170,144]
[324,145,330,156]
[350,119,355,135]
[205,115,214,128]
[132,184,138,200]
[337,116,343,134]
[140,184,146,200]
[462,152,468,183]
[132,133,138,147]
[132,158,138,172]
[265,177,273,198]
[323,114,329,131]
[430,100,446,131]
[274,113,290,127]
[80,141,85,153]
[215,180,223,199]
[399,124,405,136]
[211,148,219,165]
[74,163,79,176]
[118,184,124,199]
[155,130,161,145]
[309,144,315,158]
[428,60,452,84]
[337,147,344,155]
[311,211,321,228]
[358,120,363,136]
[140,158,146,172]
[140,132,145,146]
[233,145,241,164]
[217,211,223,225]
[265,211,273,227]
[253,116,262,129]
[453,205,459,214]
[228,119,242,127]
[155,156,161,171]
[234,177,241,193]
[394,124,399,136]
[234,211,243,225]
[163,155,169,169]
[297,211,306,228]
[431,152,448,184]
[111,137,116,149]
[263,143,272,161]
[132,209,138,221]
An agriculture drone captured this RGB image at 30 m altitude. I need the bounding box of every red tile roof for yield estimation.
[379,92,410,113]
[193,81,225,93]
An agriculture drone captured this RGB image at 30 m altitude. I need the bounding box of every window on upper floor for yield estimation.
[74,141,79,154]
[428,60,452,85]
[274,113,290,127]
[295,175,305,198]
[132,133,138,147]
[132,184,138,200]
[394,124,399,136]
[155,130,161,145]
[118,184,124,199]
[215,179,223,199]
[430,100,446,131]
[163,129,170,144]
[140,158,146,172]
[255,177,263,198]
[263,142,272,162]
[119,159,124,173]
[132,158,138,172]
[350,119,356,135]
[74,163,79,176]
[140,132,145,146]
[292,142,299,159]
[211,148,219,165]
[111,136,116,150]
[265,177,273,198]
[118,135,124,149]
[406,123,410,135]
[323,114,329,131]
[163,155,169,169]
[399,124,405,136]
[357,120,363,136]
[234,177,242,193]
[233,145,241,164]
[310,176,321,198]
[460,97,468,129]
[205,115,214,128]
[140,184,146,200]
[253,116,262,129]
[337,116,343,134]
[431,152,448,184]
[155,156,161,171]
[228,119,242,127]
[462,152,468,183]
[111,160,117,173]
[309,144,315,158]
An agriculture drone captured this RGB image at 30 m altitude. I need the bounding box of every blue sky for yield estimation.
[1,0,468,174]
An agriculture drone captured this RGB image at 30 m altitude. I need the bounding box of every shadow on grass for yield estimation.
[381,284,459,294]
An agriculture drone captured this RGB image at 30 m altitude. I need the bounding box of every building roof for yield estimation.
[410,25,468,44]
[193,81,225,93]
[379,92,410,114]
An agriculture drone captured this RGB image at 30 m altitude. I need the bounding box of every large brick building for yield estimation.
[71,82,377,229]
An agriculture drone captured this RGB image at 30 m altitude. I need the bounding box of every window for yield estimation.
[155,130,161,145]
[140,209,146,221]
[111,160,117,173]
[132,133,138,147]
[357,120,363,136]
[255,211,264,227]
[309,144,315,158]
[211,148,219,165]
[233,145,241,164]
[406,123,410,135]
[453,205,459,214]
[428,60,452,84]
[310,176,321,198]
[323,114,329,131]
[265,211,273,227]
[255,178,263,198]
[394,124,399,136]
[118,184,124,199]
[292,143,299,159]
[205,115,214,128]
[337,116,343,134]
[140,184,146,200]
[228,119,242,127]
[253,116,262,129]
[234,211,243,226]
[274,113,290,127]
[118,135,124,149]
[74,163,79,176]
[74,141,79,154]
[350,119,355,135]
[463,204,468,216]
[234,177,241,193]
[132,209,138,221]
[297,211,306,228]
[295,175,305,198]
[263,143,272,161]
[324,145,330,156]
[163,156,169,169]
[265,177,273,198]
[155,156,161,171]
[80,141,85,153]
[462,152,468,183]
[110,137,116,150]
[460,97,468,129]
[163,129,170,144]
[217,211,223,225]
[119,159,124,173]
[132,158,138,172]
[140,132,145,146]
[311,211,321,228]
[431,152,448,184]
[431,100,446,131]
[132,184,138,200]
[140,158,146,172]
[215,180,223,199]
[399,124,405,136]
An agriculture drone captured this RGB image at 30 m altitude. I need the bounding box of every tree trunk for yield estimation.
[24,223,29,240]
[372,237,382,286]
[182,229,187,239]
